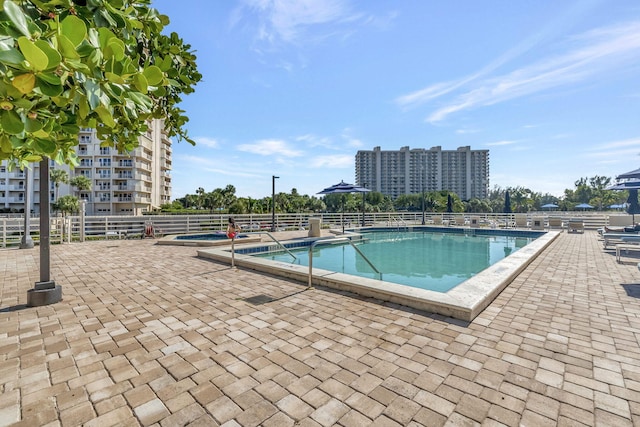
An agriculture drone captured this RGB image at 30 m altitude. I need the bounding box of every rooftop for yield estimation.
[1,230,639,426]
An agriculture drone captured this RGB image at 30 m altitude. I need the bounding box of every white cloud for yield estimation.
[423,21,640,123]
[229,0,390,52]
[585,137,640,159]
[486,140,518,147]
[309,154,353,168]
[237,139,304,157]
[456,128,480,134]
[236,0,361,46]
[296,134,335,148]
[194,137,220,148]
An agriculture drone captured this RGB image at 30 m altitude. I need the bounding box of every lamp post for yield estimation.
[271,175,279,232]
[20,167,34,249]
[421,167,426,225]
[361,183,366,227]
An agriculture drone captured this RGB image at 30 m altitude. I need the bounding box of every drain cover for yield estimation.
[244,294,275,305]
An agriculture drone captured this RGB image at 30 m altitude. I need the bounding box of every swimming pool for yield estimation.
[197,227,560,321]
[255,230,535,292]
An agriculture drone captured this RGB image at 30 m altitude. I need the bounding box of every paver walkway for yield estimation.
[1,230,639,426]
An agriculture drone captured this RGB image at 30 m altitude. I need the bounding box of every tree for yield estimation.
[0,0,200,300]
[0,0,201,168]
[70,174,91,191]
[49,168,68,201]
[53,194,78,216]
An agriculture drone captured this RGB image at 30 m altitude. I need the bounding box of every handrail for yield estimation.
[253,232,297,260]
[308,237,381,287]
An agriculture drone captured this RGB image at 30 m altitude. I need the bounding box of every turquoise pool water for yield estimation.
[255,230,535,292]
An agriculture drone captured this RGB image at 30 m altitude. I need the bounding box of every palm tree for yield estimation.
[49,168,69,202]
[70,175,92,193]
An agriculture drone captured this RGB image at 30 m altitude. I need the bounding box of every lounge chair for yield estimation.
[603,232,640,248]
[432,215,443,225]
[514,214,528,229]
[567,218,584,233]
[548,217,563,230]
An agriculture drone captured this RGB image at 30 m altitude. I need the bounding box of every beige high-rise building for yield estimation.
[0,119,171,215]
[355,145,489,200]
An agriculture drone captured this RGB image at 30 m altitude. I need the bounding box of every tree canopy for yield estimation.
[0,0,201,168]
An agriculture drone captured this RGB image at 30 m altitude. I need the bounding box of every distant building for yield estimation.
[355,146,489,200]
[0,119,171,215]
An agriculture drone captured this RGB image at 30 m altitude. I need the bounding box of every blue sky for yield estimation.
[154,0,640,200]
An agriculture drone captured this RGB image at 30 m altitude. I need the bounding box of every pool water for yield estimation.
[256,230,534,292]
[175,232,248,240]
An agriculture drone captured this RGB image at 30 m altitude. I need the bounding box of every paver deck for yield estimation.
[1,230,639,426]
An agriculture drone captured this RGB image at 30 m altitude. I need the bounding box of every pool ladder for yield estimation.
[256,232,297,260]
[308,237,381,287]
[230,232,296,268]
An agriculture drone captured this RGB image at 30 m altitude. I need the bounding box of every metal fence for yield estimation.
[0,211,627,248]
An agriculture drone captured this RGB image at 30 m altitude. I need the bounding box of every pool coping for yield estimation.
[196,227,561,321]
[157,232,263,247]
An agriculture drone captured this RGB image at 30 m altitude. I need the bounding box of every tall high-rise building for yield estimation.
[355,146,489,200]
[0,119,171,215]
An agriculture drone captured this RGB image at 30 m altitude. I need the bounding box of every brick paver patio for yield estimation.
[1,230,639,426]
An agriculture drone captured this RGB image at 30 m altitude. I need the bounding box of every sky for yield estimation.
[153,0,640,200]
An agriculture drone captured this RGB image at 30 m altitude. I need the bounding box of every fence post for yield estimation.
[80,201,86,242]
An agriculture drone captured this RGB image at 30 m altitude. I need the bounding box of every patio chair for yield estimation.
[567,218,584,233]
[453,216,466,227]
[548,217,564,230]
[514,214,528,229]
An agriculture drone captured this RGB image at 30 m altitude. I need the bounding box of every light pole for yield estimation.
[361,183,366,227]
[271,175,279,232]
[421,167,426,225]
[20,167,34,249]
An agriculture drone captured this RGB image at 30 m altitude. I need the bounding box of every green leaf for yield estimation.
[0,136,13,153]
[132,73,148,94]
[35,76,63,97]
[143,66,163,86]
[1,109,25,135]
[24,117,43,133]
[105,72,125,84]
[77,94,89,119]
[18,37,49,71]
[34,40,62,70]
[84,79,103,109]
[3,0,30,37]
[36,72,61,86]
[157,55,172,72]
[0,48,26,66]
[94,105,115,127]
[75,41,95,58]
[34,137,57,154]
[56,35,80,60]
[97,27,115,49]
[61,15,87,47]
[104,39,125,61]
[12,73,35,94]
[32,128,50,138]
[60,123,80,134]
[127,91,152,110]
